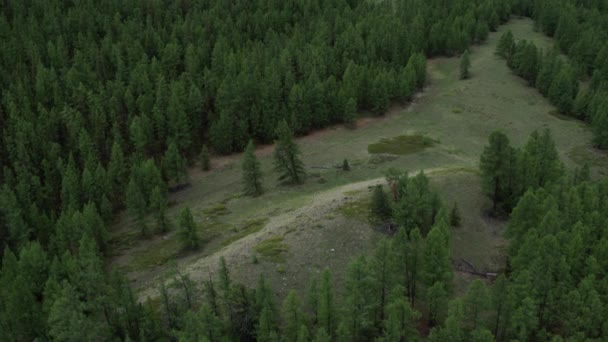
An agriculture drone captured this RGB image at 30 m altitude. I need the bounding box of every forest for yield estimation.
[1,0,608,340]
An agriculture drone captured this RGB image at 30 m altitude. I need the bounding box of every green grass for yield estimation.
[110,18,606,298]
[202,203,231,217]
[254,236,289,263]
[220,218,268,247]
[367,135,437,155]
[338,195,372,222]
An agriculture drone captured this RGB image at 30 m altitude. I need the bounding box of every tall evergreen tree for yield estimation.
[200,144,211,171]
[177,207,200,250]
[241,140,264,196]
[163,140,188,185]
[479,131,518,214]
[126,178,147,236]
[495,30,515,59]
[273,120,305,185]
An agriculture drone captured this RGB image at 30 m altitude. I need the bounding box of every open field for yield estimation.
[108,17,605,301]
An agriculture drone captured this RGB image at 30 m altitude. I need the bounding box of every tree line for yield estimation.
[499,0,608,148]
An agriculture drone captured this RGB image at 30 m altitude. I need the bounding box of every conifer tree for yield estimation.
[241,140,263,196]
[200,144,211,171]
[343,98,357,128]
[273,120,305,185]
[460,50,471,79]
[282,290,303,342]
[495,30,514,59]
[297,325,310,342]
[423,223,453,289]
[463,280,489,331]
[592,100,608,148]
[126,178,147,236]
[150,186,169,233]
[178,207,199,250]
[450,202,461,227]
[370,185,391,222]
[383,289,420,341]
[317,269,335,336]
[479,131,517,214]
[341,159,350,171]
[549,66,576,113]
[163,140,188,185]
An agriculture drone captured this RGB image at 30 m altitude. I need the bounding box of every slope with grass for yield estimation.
[110,17,604,300]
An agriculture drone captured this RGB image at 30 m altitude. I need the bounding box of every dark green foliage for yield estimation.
[495,30,515,58]
[273,120,305,185]
[450,202,461,227]
[178,207,199,251]
[163,140,188,185]
[548,66,577,113]
[392,171,441,236]
[370,185,392,222]
[241,140,264,196]
[460,50,471,80]
[200,145,211,171]
[479,131,518,215]
[126,178,147,236]
[150,186,170,233]
[341,159,350,171]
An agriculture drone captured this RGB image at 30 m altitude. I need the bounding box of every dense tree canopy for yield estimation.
[4,0,608,340]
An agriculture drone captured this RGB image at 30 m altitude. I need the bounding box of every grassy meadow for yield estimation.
[108,17,605,300]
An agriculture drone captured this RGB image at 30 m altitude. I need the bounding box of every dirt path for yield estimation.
[137,166,455,300]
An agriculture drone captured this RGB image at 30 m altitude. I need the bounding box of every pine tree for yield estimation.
[150,186,169,233]
[273,120,305,185]
[317,269,335,336]
[126,178,147,236]
[342,159,350,171]
[383,288,420,341]
[423,222,453,289]
[200,144,211,171]
[450,202,461,227]
[178,207,200,250]
[241,140,263,196]
[426,281,449,328]
[342,256,372,340]
[163,140,188,185]
[343,97,357,128]
[591,99,608,149]
[479,131,518,214]
[460,50,471,79]
[370,185,391,222]
[282,290,303,342]
[495,30,514,59]
[548,66,576,114]
[463,279,489,331]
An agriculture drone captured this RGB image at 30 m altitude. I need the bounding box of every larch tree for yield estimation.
[126,178,147,236]
[163,140,188,185]
[241,140,264,196]
[479,131,517,214]
[200,144,211,171]
[177,207,200,250]
[150,186,169,233]
[273,120,305,185]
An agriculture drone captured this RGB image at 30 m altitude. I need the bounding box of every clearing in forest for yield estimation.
[109,18,603,300]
